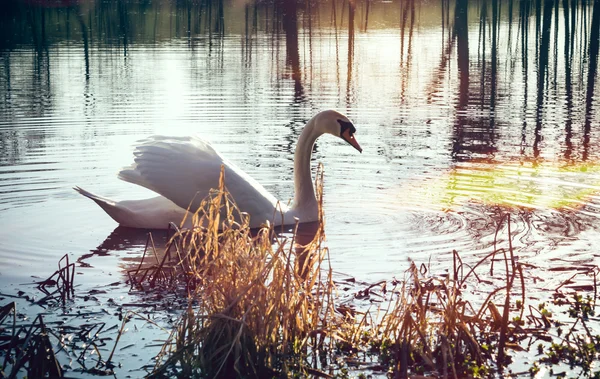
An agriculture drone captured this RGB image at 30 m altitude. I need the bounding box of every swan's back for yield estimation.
[118,135,287,228]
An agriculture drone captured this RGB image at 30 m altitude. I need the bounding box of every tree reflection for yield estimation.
[583,0,599,161]
[347,0,355,107]
[452,0,470,159]
[533,0,554,159]
[280,0,303,99]
[0,0,598,165]
[564,2,574,161]
[399,0,415,103]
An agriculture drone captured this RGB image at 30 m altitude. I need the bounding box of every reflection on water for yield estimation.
[0,0,599,292]
[408,160,600,210]
[0,1,598,375]
[99,221,322,282]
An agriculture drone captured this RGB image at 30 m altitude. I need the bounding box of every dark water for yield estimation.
[0,0,599,374]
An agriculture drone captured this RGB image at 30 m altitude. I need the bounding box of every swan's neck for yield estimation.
[292,117,322,212]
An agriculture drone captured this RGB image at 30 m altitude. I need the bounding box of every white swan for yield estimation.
[75,110,362,229]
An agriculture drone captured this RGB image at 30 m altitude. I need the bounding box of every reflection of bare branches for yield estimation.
[346,0,355,107]
[535,0,542,56]
[583,0,599,161]
[519,0,531,157]
[425,16,454,102]
[117,0,129,55]
[0,0,598,167]
[478,0,488,107]
[25,6,48,53]
[563,0,574,161]
[280,0,303,100]
[490,0,498,115]
[305,0,313,85]
[507,0,514,49]
[441,0,450,41]
[533,0,554,159]
[399,0,415,103]
[331,0,341,93]
[552,0,559,92]
[399,0,414,65]
[455,0,469,108]
[452,0,476,160]
[364,0,370,32]
[570,0,577,60]
[215,0,224,34]
[74,9,90,80]
[243,2,258,65]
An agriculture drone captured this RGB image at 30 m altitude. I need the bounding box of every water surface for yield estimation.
[0,0,599,374]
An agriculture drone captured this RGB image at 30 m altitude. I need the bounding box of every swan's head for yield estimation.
[316,110,363,153]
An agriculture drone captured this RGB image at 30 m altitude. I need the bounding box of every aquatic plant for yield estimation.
[146,166,337,378]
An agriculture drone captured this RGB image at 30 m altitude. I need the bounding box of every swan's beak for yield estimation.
[341,129,363,153]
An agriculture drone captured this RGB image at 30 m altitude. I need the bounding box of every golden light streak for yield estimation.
[408,160,600,211]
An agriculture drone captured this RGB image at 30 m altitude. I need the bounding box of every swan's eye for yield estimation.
[338,119,356,136]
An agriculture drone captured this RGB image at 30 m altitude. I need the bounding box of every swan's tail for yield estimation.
[73,186,116,206]
[74,186,133,225]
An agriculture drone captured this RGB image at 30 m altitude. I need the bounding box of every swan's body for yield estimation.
[75,110,362,229]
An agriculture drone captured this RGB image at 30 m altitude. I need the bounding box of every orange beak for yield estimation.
[341,128,363,153]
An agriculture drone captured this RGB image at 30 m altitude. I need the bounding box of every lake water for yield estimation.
[0,0,599,374]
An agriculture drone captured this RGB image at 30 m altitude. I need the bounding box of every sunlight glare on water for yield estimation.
[403,160,600,211]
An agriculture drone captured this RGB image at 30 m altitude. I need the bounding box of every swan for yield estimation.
[74,110,362,229]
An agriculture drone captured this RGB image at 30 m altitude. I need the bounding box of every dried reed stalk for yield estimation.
[149,164,336,378]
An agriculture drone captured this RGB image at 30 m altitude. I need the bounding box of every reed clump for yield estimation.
[336,262,500,378]
[331,216,546,378]
[147,166,336,378]
[141,166,518,378]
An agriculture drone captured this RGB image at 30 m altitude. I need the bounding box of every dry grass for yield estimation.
[336,260,503,378]
[146,165,337,378]
[329,216,537,378]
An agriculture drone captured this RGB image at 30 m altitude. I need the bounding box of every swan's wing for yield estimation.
[118,135,284,224]
[118,135,220,198]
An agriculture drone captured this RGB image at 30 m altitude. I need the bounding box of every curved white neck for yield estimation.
[292,117,322,211]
